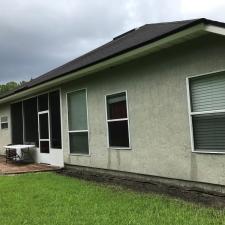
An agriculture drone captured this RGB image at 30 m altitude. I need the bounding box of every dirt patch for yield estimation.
[58,165,225,208]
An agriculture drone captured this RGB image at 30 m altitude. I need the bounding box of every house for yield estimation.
[0,18,225,193]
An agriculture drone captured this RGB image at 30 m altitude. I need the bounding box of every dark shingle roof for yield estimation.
[1,18,224,100]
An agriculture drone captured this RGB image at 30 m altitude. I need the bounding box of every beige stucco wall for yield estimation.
[0,104,11,155]
[60,33,225,186]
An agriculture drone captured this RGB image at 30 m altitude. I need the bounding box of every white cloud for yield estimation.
[181,0,225,13]
[180,0,225,21]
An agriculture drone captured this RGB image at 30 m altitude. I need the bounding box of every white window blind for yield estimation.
[189,72,225,152]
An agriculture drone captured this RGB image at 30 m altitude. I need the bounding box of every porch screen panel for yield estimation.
[23,97,39,146]
[38,94,48,112]
[11,102,23,144]
[67,89,89,154]
[189,72,225,151]
[39,113,49,139]
[49,90,62,149]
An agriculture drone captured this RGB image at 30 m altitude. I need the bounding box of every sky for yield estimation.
[0,0,225,83]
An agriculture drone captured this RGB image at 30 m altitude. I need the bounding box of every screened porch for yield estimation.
[9,90,63,166]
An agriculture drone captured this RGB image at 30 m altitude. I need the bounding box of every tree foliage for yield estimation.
[0,81,26,95]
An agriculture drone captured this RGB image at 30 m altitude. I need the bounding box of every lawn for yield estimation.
[0,173,224,225]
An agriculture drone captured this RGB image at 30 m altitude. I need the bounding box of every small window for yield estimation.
[67,89,89,154]
[106,91,130,148]
[1,116,8,129]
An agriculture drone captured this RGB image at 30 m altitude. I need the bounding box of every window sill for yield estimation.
[69,153,91,157]
[192,150,225,155]
[108,147,132,150]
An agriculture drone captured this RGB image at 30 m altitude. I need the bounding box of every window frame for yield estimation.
[186,69,225,154]
[105,90,131,150]
[66,88,90,156]
[1,116,8,130]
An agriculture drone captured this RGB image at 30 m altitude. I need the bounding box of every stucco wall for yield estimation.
[61,33,225,186]
[0,104,11,155]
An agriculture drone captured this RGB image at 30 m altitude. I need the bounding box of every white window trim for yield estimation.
[186,70,225,154]
[105,90,131,150]
[1,116,8,129]
[66,88,90,156]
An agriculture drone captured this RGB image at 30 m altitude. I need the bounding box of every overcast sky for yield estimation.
[0,0,225,83]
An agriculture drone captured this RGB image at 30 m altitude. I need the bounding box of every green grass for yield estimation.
[0,173,224,225]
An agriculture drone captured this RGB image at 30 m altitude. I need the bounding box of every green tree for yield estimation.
[0,81,26,95]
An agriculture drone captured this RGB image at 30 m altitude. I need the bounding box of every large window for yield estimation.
[106,91,130,148]
[67,89,89,154]
[188,72,225,152]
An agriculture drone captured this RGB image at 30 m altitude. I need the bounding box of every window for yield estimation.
[67,89,89,154]
[1,116,8,129]
[106,91,130,148]
[188,72,225,152]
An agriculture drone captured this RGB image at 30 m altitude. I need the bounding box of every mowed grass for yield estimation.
[0,173,224,225]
